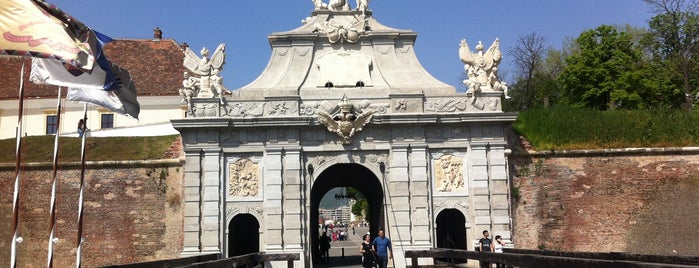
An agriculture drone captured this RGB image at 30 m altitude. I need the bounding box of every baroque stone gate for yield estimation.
[172,2,515,267]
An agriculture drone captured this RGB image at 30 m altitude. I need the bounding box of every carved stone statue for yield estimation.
[317,95,374,144]
[179,71,199,115]
[313,0,366,11]
[459,38,510,99]
[183,44,229,102]
[356,0,369,12]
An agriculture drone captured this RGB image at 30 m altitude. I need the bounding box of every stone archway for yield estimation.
[228,213,260,257]
[436,209,467,250]
[309,163,384,264]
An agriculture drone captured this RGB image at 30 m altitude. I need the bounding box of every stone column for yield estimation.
[201,148,223,253]
[487,143,512,239]
[470,143,492,239]
[387,144,410,268]
[282,146,304,250]
[409,144,431,246]
[182,149,202,256]
[263,147,284,250]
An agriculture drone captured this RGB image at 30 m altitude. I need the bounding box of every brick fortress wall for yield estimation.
[0,161,184,267]
[510,151,699,255]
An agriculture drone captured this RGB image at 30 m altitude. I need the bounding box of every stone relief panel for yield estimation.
[264,101,299,116]
[225,102,265,117]
[424,96,501,113]
[431,151,468,195]
[228,158,262,199]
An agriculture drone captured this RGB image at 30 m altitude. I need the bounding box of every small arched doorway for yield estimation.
[309,163,384,264]
[435,209,467,250]
[228,213,260,257]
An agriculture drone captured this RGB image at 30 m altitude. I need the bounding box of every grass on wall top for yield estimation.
[0,135,179,163]
[513,106,699,150]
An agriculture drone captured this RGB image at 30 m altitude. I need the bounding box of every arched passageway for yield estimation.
[309,163,384,265]
[436,209,467,250]
[228,213,260,257]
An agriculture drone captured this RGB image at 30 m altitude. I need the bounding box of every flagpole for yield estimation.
[11,60,26,268]
[75,103,88,268]
[47,87,63,268]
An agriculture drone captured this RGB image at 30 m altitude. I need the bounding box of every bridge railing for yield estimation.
[101,253,300,268]
[404,248,699,268]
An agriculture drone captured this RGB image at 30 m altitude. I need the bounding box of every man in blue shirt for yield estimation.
[372,229,392,268]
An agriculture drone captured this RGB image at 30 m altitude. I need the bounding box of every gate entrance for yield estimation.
[228,213,260,257]
[310,164,383,264]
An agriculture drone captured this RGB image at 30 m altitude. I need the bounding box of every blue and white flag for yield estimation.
[30,30,117,90]
[66,63,140,119]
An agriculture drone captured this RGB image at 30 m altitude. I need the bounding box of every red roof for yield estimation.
[0,38,185,100]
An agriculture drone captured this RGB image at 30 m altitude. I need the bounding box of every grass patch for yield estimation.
[513,106,699,150]
[0,135,180,163]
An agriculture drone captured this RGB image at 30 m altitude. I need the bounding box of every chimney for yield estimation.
[153,27,162,41]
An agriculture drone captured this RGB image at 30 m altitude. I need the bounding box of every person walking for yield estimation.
[372,229,392,268]
[359,234,375,268]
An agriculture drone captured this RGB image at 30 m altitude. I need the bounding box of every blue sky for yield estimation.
[49,0,653,91]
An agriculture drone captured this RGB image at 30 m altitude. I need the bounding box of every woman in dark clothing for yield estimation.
[359,234,375,268]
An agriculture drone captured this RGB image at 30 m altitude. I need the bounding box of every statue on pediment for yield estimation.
[459,39,511,99]
[312,0,369,12]
[183,44,230,103]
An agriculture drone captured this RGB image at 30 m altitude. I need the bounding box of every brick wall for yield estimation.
[0,163,184,267]
[510,152,699,255]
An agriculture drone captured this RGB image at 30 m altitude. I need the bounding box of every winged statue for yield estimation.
[317,95,374,144]
[458,38,510,98]
[182,44,229,102]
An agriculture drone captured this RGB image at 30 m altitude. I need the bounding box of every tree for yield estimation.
[506,33,550,111]
[347,187,368,220]
[644,0,699,110]
[558,25,651,110]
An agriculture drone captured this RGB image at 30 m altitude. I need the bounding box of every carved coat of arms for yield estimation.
[317,95,373,144]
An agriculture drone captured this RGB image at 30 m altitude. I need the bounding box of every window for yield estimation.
[101,113,114,129]
[46,115,58,134]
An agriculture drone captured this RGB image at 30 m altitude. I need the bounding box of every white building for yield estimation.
[0,29,186,139]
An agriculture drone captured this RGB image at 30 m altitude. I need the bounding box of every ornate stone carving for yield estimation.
[435,154,464,192]
[356,100,388,114]
[317,95,374,144]
[459,39,510,100]
[266,101,298,116]
[313,15,368,44]
[193,102,218,117]
[313,0,370,11]
[182,44,230,104]
[226,102,264,117]
[425,99,467,112]
[229,158,259,197]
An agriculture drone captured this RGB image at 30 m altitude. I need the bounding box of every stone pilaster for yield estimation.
[282,146,304,250]
[409,144,431,246]
[201,148,223,253]
[469,143,492,235]
[388,144,410,268]
[182,150,202,256]
[264,147,284,250]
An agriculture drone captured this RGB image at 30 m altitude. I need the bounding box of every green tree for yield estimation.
[559,25,651,110]
[644,0,699,110]
[346,187,368,219]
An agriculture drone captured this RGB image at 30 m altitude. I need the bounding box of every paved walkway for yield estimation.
[315,227,379,268]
